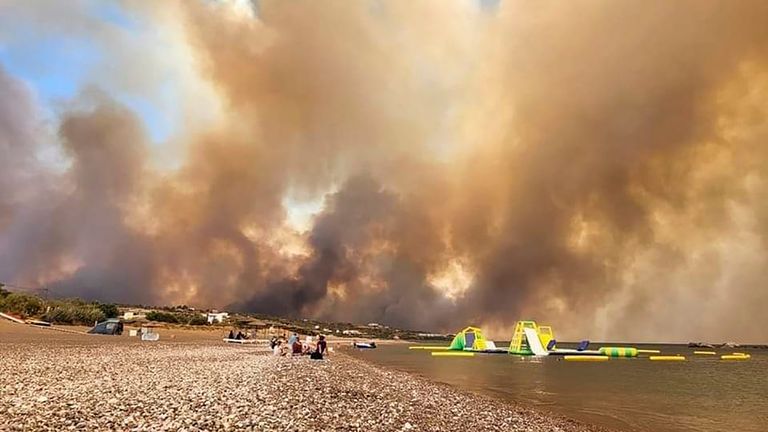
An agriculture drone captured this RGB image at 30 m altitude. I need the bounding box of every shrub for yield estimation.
[96,303,119,318]
[0,293,44,318]
[42,302,106,325]
[146,311,180,324]
[186,314,208,326]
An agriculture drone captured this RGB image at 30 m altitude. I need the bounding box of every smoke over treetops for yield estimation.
[2,0,768,341]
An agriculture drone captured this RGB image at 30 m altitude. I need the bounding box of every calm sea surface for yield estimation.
[347,343,767,432]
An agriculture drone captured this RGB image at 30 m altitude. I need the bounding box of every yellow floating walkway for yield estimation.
[649,355,686,361]
[721,354,750,360]
[432,351,475,357]
[693,351,716,355]
[409,346,450,350]
[564,355,608,362]
[637,349,660,354]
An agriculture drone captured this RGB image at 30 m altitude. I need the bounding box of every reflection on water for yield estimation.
[348,343,768,432]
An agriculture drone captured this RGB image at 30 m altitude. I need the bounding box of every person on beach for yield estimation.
[291,338,303,355]
[317,335,327,355]
[288,333,298,346]
[310,335,328,360]
[273,340,288,356]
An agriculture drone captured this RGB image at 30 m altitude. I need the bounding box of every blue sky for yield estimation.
[0,0,500,147]
[1,0,500,155]
[0,1,173,144]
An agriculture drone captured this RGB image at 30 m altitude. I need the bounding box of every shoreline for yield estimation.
[1,321,606,431]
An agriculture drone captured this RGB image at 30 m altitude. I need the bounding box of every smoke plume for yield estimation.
[2,0,768,341]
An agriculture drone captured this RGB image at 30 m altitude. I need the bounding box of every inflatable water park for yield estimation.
[409,321,753,362]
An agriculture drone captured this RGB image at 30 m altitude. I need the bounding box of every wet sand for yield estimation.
[0,321,605,431]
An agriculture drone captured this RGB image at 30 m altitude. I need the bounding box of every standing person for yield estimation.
[288,333,298,346]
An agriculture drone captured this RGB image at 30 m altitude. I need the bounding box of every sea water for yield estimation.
[348,343,767,432]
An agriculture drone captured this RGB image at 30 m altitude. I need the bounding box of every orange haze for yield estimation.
[2,0,768,342]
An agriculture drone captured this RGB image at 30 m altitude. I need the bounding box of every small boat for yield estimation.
[0,312,25,324]
[26,319,52,327]
[353,341,377,349]
[224,330,257,344]
[223,338,259,344]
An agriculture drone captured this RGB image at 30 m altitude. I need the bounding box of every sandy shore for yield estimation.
[0,321,604,431]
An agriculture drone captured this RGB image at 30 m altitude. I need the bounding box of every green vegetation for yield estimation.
[0,289,207,327]
[97,302,119,319]
[42,300,106,325]
[187,314,209,326]
[145,311,180,323]
[0,289,120,325]
[0,286,446,339]
[145,310,209,326]
[0,292,45,318]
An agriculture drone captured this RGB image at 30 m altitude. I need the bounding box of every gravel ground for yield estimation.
[0,323,605,431]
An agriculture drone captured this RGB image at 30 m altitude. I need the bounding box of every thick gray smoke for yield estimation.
[237,175,456,331]
[2,1,768,341]
[0,80,158,303]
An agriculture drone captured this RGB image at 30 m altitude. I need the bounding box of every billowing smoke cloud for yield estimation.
[2,0,768,341]
[238,174,456,331]
[0,82,157,304]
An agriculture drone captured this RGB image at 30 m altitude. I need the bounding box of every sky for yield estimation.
[2,0,768,343]
[1,1,172,142]
[0,0,501,147]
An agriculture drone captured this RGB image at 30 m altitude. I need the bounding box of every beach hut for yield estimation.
[448,326,488,351]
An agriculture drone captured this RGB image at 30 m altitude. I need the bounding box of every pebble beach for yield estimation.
[0,321,605,431]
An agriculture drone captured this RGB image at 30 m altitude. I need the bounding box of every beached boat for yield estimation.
[353,341,377,349]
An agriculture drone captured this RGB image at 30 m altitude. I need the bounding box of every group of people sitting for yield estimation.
[270,333,328,360]
[227,330,250,340]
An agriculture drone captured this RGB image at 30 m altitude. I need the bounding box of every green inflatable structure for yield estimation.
[449,326,487,351]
